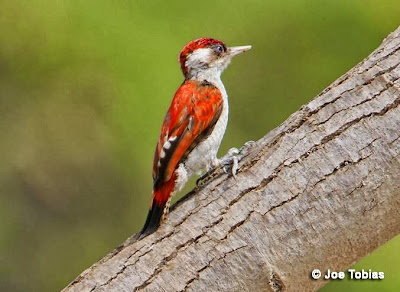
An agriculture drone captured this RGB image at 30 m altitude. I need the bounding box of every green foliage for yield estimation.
[0,1,399,291]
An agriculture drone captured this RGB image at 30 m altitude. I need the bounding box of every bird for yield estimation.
[140,37,251,237]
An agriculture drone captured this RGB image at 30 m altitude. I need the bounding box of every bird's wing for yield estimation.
[152,80,223,188]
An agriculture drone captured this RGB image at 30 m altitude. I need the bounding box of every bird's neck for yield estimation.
[188,68,227,100]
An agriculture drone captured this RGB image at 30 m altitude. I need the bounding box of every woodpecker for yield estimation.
[140,38,251,237]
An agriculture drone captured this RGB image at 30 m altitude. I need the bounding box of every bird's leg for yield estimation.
[196,141,255,186]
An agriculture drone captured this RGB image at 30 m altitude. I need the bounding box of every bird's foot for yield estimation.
[196,141,256,186]
[220,147,240,176]
[220,140,256,175]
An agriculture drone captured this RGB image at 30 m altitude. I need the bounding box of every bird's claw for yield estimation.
[196,140,256,186]
[220,147,240,176]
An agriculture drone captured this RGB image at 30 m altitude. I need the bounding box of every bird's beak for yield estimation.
[226,45,252,58]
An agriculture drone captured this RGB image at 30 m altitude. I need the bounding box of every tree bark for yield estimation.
[62,27,400,292]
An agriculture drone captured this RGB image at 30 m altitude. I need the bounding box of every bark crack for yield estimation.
[181,244,248,291]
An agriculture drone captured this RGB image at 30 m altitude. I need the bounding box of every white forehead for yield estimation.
[185,48,213,67]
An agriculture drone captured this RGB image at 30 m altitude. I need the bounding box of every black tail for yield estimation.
[140,199,165,238]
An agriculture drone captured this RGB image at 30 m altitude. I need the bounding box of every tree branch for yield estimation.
[63,27,400,292]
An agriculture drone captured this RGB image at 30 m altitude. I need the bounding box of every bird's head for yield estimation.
[179,38,251,80]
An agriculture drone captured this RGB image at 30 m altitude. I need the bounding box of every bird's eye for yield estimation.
[214,45,224,54]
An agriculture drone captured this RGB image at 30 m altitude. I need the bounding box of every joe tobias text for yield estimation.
[324,268,384,280]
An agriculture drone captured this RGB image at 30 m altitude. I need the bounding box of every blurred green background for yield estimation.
[0,0,399,291]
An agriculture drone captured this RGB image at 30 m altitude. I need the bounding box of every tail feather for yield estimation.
[140,199,166,238]
[140,173,176,238]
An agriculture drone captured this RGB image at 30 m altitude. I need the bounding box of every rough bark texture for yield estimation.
[63,27,400,292]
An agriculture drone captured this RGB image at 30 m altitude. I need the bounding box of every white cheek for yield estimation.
[185,48,212,69]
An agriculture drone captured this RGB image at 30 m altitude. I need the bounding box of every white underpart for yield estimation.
[173,48,230,194]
